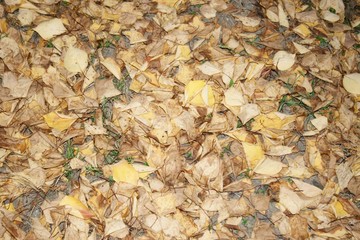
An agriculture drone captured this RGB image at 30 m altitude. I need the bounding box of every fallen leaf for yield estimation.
[242,141,265,169]
[64,47,88,73]
[59,195,94,219]
[343,73,360,95]
[111,161,139,185]
[33,18,67,40]
[254,157,285,175]
[273,51,296,71]
[184,80,215,107]
[43,111,77,131]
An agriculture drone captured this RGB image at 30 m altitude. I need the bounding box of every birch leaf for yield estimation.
[33,18,67,40]
[64,47,88,73]
[343,73,360,95]
[43,111,77,131]
[273,51,296,71]
[111,161,139,185]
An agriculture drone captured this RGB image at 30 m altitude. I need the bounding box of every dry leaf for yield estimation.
[184,80,215,107]
[273,51,296,71]
[343,73,360,95]
[33,18,67,40]
[59,196,94,219]
[111,161,139,185]
[64,47,88,73]
[43,111,77,131]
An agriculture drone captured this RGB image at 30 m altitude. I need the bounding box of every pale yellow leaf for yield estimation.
[292,179,322,197]
[293,24,312,38]
[238,104,260,124]
[336,162,353,190]
[279,185,303,214]
[343,73,360,95]
[322,10,340,22]
[132,163,156,179]
[59,196,94,219]
[43,111,77,131]
[242,142,265,169]
[306,140,324,172]
[197,62,221,75]
[105,218,129,238]
[310,115,328,131]
[153,193,177,215]
[278,3,289,28]
[273,51,296,71]
[111,161,139,185]
[224,87,246,106]
[184,80,215,107]
[33,18,67,40]
[293,42,310,54]
[100,58,121,79]
[175,45,191,61]
[254,158,285,175]
[266,145,293,156]
[122,30,147,44]
[64,47,88,73]
[331,200,350,218]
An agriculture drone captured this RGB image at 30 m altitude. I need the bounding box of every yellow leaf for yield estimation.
[176,45,191,61]
[293,24,312,38]
[153,0,179,7]
[122,30,147,44]
[306,140,324,172]
[59,196,94,219]
[331,200,350,218]
[184,80,215,107]
[242,142,265,169]
[252,112,296,131]
[111,161,139,185]
[43,111,77,131]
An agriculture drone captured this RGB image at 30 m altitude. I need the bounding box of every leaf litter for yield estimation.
[0,0,359,239]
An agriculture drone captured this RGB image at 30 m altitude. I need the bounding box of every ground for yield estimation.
[0,0,360,239]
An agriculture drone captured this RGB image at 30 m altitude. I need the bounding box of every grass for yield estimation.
[125,156,134,163]
[45,41,54,48]
[113,77,126,92]
[238,168,251,179]
[104,150,120,165]
[85,165,103,177]
[229,79,235,87]
[63,163,74,180]
[237,118,254,130]
[316,36,330,48]
[63,139,75,160]
[220,143,232,158]
[101,97,113,121]
[184,151,192,160]
[255,185,269,195]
